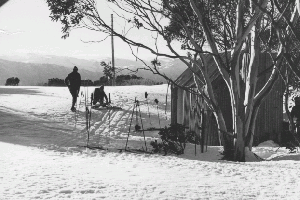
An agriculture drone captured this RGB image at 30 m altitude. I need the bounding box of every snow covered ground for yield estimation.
[1,85,300,199]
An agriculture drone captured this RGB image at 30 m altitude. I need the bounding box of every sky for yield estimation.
[0,0,182,61]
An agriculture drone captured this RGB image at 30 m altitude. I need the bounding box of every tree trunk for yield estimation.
[229,49,247,161]
[214,108,234,156]
[234,116,246,161]
[232,2,262,161]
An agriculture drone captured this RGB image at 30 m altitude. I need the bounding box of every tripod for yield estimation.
[125,98,148,152]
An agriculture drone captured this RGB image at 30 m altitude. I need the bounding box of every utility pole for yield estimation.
[111,14,115,86]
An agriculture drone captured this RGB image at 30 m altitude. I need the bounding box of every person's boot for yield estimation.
[71,107,76,112]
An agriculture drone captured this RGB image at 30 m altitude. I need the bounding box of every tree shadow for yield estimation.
[0,87,41,95]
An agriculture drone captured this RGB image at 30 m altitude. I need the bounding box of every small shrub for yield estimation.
[186,130,199,144]
[150,123,191,155]
[5,77,20,86]
[281,130,300,153]
[150,140,164,154]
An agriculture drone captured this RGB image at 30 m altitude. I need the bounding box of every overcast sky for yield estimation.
[0,0,182,61]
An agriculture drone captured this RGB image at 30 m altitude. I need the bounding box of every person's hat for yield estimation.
[73,66,78,71]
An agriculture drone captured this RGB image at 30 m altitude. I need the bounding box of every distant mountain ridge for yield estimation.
[0,54,187,86]
[0,59,100,86]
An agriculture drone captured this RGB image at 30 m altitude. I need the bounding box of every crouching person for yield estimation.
[92,85,109,106]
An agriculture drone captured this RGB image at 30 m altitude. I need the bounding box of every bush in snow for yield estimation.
[150,123,193,155]
[5,77,20,86]
[281,130,300,153]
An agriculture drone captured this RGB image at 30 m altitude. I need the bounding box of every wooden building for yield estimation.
[171,53,284,146]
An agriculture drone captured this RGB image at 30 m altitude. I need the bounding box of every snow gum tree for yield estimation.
[47,0,300,161]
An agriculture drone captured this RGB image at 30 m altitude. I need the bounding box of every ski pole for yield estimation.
[154,99,161,128]
[89,93,92,133]
[108,106,111,133]
[86,106,90,147]
[125,99,136,150]
[138,101,147,151]
[165,82,170,121]
[145,92,151,125]
[135,99,139,129]
[85,80,90,147]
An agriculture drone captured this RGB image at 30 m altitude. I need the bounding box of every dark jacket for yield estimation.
[65,71,81,89]
[93,86,108,104]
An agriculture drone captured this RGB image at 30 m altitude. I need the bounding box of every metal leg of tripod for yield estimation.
[137,101,148,151]
[125,101,136,151]
[124,99,148,152]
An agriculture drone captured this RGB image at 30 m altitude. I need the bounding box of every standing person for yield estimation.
[291,96,300,134]
[65,66,81,112]
[92,85,109,106]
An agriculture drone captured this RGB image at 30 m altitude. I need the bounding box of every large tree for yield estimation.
[47,0,300,161]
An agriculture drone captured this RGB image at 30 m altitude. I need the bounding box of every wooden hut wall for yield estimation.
[171,86,217,145]
[188,89,203,136]
[202,78,232,146]
[171,86,178,125]
[183,90,190,127]
[253,53,284,145]
[176,88,184,125]
[189,91,196,131]
[195,94,203,139]
[212,77,233,132]
[205,111,220,145]
[189,89,219,145]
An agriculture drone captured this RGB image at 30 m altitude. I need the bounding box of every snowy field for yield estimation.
[1,85,300,199]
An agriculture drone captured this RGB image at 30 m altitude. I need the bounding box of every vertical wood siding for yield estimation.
[172,87,220,146]
[177,88,184,125]
[171,86,178,125]
[213,77,233,132]
[183,90,190,127]
[254,53,283,145]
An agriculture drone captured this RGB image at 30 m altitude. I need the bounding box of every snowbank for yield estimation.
[1,86,300,199]
[257,140,280,147]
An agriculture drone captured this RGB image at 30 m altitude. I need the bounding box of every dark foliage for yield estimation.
[186,130,200,145]
[101,61,114,80]
[94,74,160,86]
[150,123,193,155]
[46,0,85,39]
[116,74,142,83]
[163,0,239,51]
[81,79,94,86]
[94,77,109,86]
[5,77,20,86]
[48,78,65,86]
[281,130,299,153]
